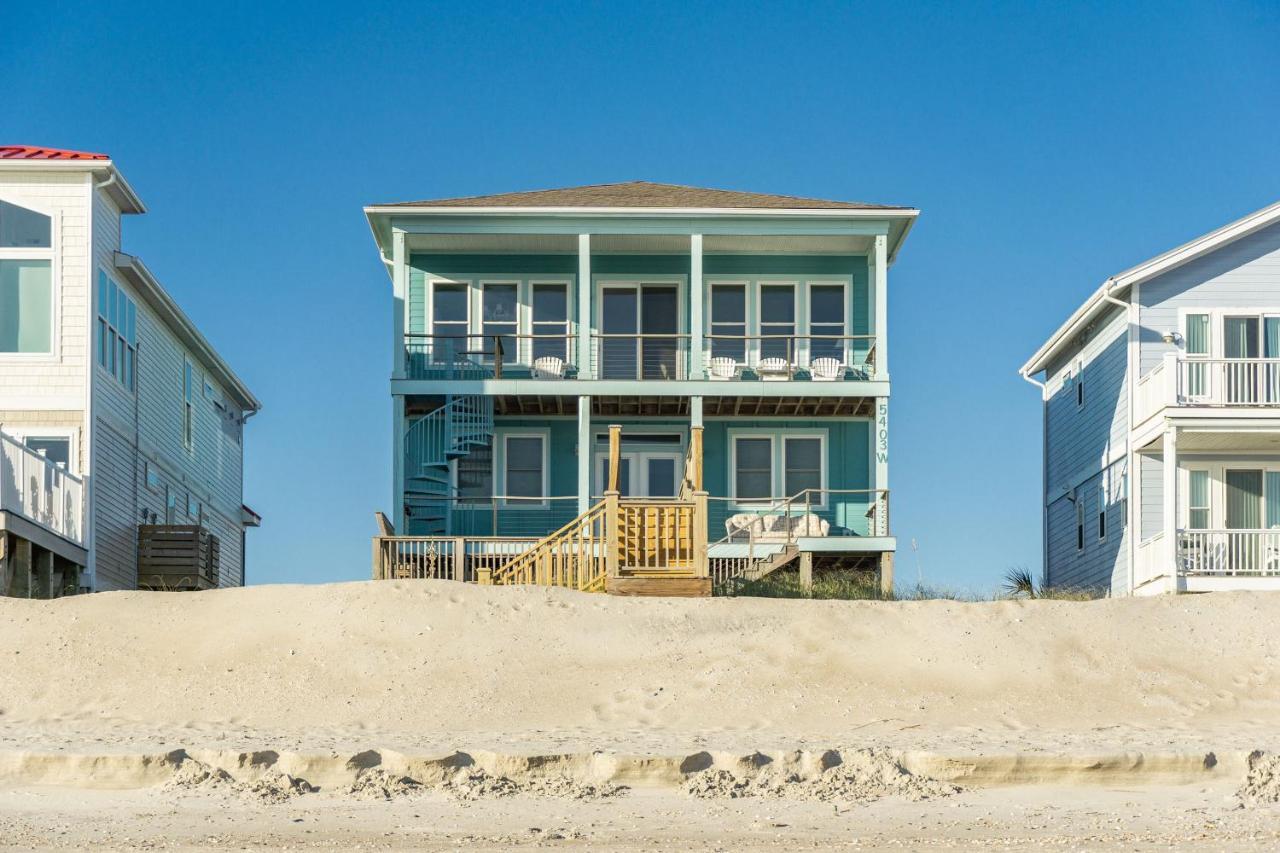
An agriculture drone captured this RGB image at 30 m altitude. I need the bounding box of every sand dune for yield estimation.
[1,581,1278,752]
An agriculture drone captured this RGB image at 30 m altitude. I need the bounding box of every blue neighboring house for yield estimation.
[365,182,916,594]
[1022,200,1280,596]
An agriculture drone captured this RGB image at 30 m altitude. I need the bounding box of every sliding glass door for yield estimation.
[599,284,680,379]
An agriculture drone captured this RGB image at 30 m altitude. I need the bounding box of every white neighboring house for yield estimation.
[1022,200,1280,596]
[0,145,260,596]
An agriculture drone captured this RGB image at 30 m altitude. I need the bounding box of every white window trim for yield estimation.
[806,279,853,366]
[754,279,800,366]
[704,279,751,362]
[1075,495,1085,553]
[592,275,688,338]
[1176,307,1280,359]
[528,277,575,365]
[424,275,473,342]
[95,268,137,393]
[182,357,196,453]
[592,449,683,498]
[0,425,79,473]
[0,200,59,362]
[1179,460,1280,530]
[499,431,549,508]
[1097,478,1108,543]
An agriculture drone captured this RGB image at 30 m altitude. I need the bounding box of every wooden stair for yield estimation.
[606,573,712,597]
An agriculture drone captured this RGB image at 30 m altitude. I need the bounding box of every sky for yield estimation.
[5,1,1280,592]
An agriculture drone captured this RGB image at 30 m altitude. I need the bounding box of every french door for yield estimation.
[595,451,681,497]
[599,284,681,380]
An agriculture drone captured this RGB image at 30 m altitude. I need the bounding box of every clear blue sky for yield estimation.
[6,1,1279,591]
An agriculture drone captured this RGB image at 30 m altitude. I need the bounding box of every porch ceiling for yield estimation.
[404,232,869,255]
[1139,428,1280,453]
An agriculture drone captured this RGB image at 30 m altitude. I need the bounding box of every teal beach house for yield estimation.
[365,183,916,595]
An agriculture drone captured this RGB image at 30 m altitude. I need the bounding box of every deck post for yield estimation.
[799,551,813,591]
[690,425,704,492]
[604,490,621,580]
[1162,425,1178,590]
[607,424,622,492]
[878,551,894,596]
[452,537,466,582]
[11,537,31,598]
[692,490,709,578]
[577,396,592,515]
[577,234,593,379]
[689,233,704,378]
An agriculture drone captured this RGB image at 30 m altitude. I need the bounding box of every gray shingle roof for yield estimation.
[379,181,908,210]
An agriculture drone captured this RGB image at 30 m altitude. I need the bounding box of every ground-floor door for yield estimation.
[594,451,681,498]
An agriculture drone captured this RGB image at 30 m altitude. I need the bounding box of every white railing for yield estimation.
[1176,357,1280,407]
[0,431,84,546]
[1177,529,1280,576]
[1134,359,1171,425]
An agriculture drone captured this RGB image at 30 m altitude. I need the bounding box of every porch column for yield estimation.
[577,234,592,379]
[392,230,407,379]
[577,396,592,515]
[393,396,406,532]
[689,234,704,379]
[871,233,888,381]
[1161,425,1178,586]
[875,398,889,534]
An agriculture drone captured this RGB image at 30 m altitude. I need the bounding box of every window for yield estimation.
[481,282,517,364]
[430,281,468,361]
[1097,481,1107,541]
[1188,470,1210,530]
[503,435,545,504]
[0,259,52,354]
[458,444,493,503]
[809,284,846,363]
[759,284,796,362]
[709,283,746,362]
[1184,313,1210,397]
[1075,361,1085,408]
[0,199,52,248]
[531,282,569,361]
[0,200,53,355]
[733,436,773,502]
[183,359,195,450]
[783,436,823,498]
[1075,495,1085,551]
[97,271,136,389]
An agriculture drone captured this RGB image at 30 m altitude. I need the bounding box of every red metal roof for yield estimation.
[0,145,109,161]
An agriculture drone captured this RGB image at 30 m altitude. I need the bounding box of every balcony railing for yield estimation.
[1178,529,1280,576]
[0,430,84,546]
[403,333,879,382]
[1136,354,1280,423]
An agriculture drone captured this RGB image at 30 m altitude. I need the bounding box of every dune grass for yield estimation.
[716,568,1105,602]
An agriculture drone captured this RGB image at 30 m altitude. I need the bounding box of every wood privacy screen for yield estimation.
[137,525,220,590]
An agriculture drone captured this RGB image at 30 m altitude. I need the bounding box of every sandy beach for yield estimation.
[2,581,1279,849]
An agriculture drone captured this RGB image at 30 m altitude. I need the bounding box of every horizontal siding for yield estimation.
[1046,459,1127,592]
[1140,452,1164,541]
[92,419,137,591]
[1138,220,1280,374]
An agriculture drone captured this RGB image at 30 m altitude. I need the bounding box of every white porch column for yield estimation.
[577,396,592,515]
[690,395,703,428]
[393,395,406,532]
[871,233,888,380]
[1161,425,1178,587]
[689,233,704,379]
[392,230,407,379]
[577,234,592,379]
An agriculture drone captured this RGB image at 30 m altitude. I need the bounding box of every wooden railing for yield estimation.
[618,499,699,574]
[485,500,611,591]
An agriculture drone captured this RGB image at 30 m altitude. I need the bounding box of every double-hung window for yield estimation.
[1188,470,1211,530]
[1097,480,1108,541]
[709,283,746,362]
[758,284,796,363]
[733,437,774,502]
[783,436,823,500]
[97,272,136,390]
[430,281,468,362]
[481,282,517,364]
[183,359,196,451]
[808,284,846,364]
[1075,496,1085,551]
[531,282,569,362]
[504,435,545,505]
[0,199,54,355]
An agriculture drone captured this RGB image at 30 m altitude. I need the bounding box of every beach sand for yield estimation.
[1,580,1278,849]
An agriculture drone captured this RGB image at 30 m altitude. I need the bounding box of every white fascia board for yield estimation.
[112,252,261,412]
[1021,199,1280,378]
[0,159,145,214]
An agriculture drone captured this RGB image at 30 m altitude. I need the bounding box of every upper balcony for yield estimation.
[1136,353,1280,426]
[404,332,877,383]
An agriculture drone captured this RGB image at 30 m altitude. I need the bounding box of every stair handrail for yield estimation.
[487,498,612,591]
